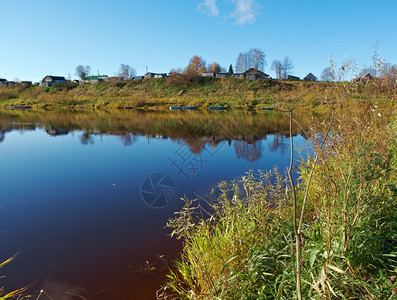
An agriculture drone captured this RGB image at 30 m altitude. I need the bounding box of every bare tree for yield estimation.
[282,56,294,79]
[235,48,266,73]
[118,64,136,80]
[169,67,184,75]
[271,60,283,79]
[271,57,293,80]
[358,65,376,77]
[320,66,333,81]
[251,48,266,71]
[75,65,91,80]
[235,52,244,73]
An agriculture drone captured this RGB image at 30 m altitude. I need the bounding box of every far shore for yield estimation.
[0,77,395,112]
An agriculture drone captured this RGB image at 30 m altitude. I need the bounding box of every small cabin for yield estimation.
[144,72,167,79]
[232,73,245,79]
[303,73,317,82]
[202,72,216,77]
[215,72,231,78]
[351,73,374,83]
[287,75,300,81]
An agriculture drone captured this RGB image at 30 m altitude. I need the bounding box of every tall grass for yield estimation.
[0,255,30,299]
[158,84,397,298]
[2,78,394,111]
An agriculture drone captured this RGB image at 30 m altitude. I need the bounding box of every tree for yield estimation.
[228,64,234,74]
[358,65,376,77]
[271,60,283,79]
[271,57,293,80]
[185,56,207,74]
[118,64,136,80]
[207,62,221,72]
[169,67,184,75]
[75,65,91,81]
[281,56,294,79]
[320,67,333,81]
[235,48,266,73]
[251,48,266,71]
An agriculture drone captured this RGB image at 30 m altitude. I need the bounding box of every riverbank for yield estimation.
[0,77,395,111]
[159,97,397,299]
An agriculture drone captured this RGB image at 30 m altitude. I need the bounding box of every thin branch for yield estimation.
[298,109,335,234]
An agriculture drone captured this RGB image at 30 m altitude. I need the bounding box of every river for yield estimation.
[0,109,316,299]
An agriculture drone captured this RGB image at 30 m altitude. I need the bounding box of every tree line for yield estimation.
[74,43,396,82]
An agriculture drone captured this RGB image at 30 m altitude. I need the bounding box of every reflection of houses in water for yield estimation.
[234,135,263,162]
[0,124,37,143]
[45,127,70,136]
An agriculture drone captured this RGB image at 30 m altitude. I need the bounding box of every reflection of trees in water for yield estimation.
[269,134,289,154]
[80,132,140,146]
[0,131,5,143]
[80,132,95,145]
[120,133,138,146]
[234,140,262,162]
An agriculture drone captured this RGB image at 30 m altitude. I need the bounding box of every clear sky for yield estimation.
[1,0,396,82]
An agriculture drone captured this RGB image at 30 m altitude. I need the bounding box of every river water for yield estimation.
[0,110,315,299]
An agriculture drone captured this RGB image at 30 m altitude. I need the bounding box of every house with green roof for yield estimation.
[81,74,109,84]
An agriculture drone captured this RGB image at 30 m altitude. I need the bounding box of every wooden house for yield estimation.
[215,72,231,78]
[84,75,109,84]
[303,73,317,81]
[202,72,216,77]
[232,73,245,79]
[287,75,300,81]
[244,68,269,80]
[144,72,167,79]
[40,75,67,86]
[351,73,374,83]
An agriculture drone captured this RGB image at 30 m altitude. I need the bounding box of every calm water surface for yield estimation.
[0,110,313,299]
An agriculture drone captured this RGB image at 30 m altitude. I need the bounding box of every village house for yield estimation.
[232,73,245,79]
[351,73,374,83]
[215,72,231,78]
[202,72,216,77]
[82,75,109,84]
[40,75,67,86]
[287,75,300,81]
[144,72,167,79]
[203,68,269,80]
[244,68,270,80]
[303,73,317,81]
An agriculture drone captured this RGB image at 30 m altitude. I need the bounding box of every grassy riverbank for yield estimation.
[159,95,397,298]
[0,77,395,111]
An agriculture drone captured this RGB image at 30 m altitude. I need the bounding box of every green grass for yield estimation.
[159,96,397,299]
[1,77,394,111]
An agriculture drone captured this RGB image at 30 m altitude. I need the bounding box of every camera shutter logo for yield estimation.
[140,173,176,208]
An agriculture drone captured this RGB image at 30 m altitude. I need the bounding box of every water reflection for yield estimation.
[0,110,314,153]
[269,133,289,154]
[234,139,262,161]
[0,109,315,299]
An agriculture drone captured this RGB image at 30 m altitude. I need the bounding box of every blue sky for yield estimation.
[0,0,396,82]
